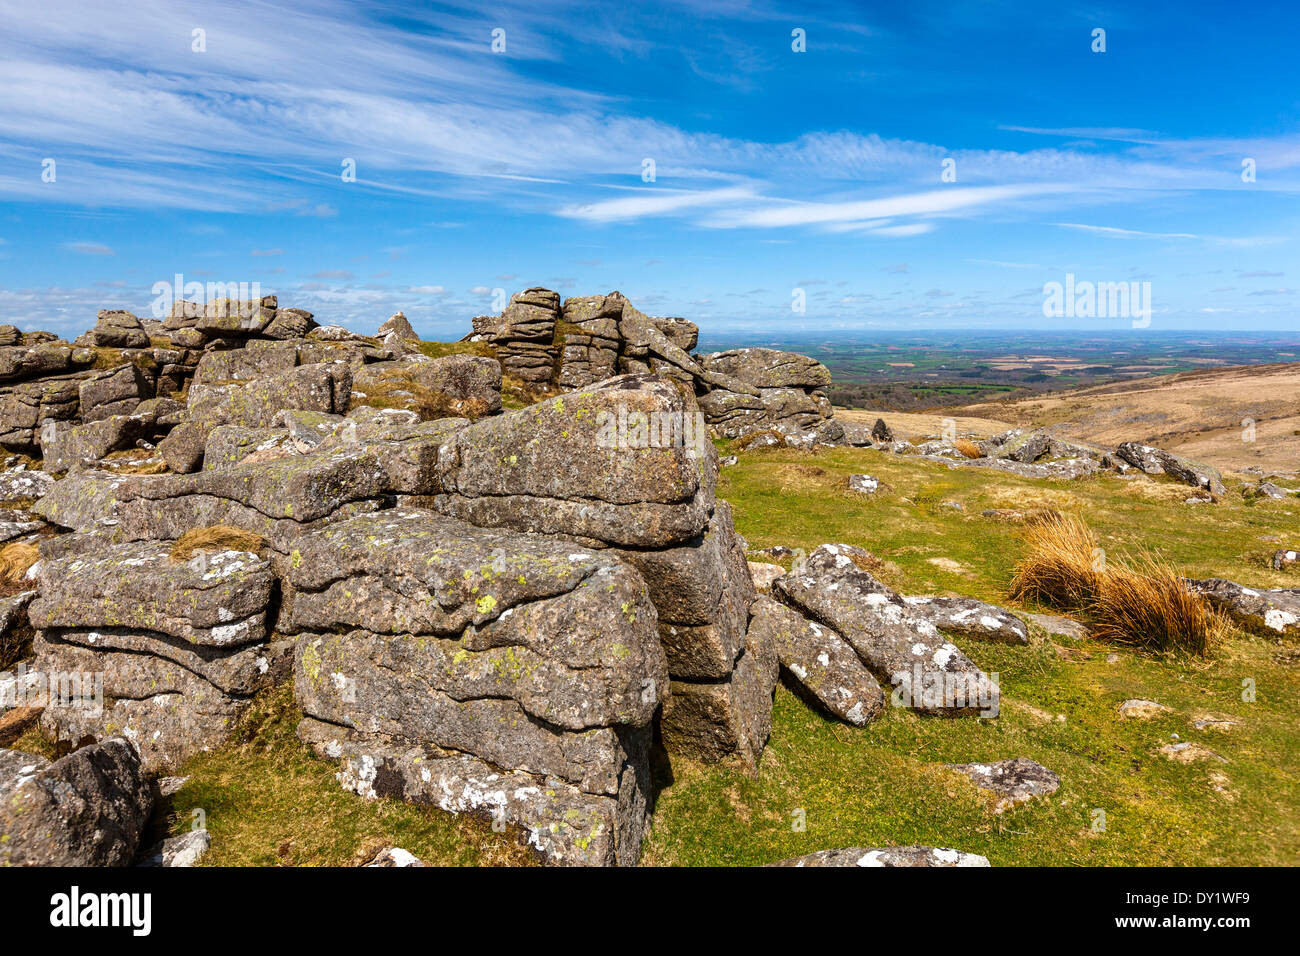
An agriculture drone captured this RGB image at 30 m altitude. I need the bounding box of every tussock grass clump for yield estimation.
[1091,556,1224,656]
[0,542,40,584]
[171,526,268,562]
[1010,512,1220,655]
[953,438,983,459]
[1009,512,1102,610]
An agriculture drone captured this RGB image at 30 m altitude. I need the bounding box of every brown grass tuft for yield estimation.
[170,526,268,562]
[1091,556,1224,656]
[953,437,983,459]
[0,542,40,585]
[1009,512,1221,655]
[1009,512,1102,609]
[847,550,886,574]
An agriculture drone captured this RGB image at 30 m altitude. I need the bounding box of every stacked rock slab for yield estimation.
[698,347,837,440]
[2,297,332,457]
[281,509,667,866]
[470,289,837,441]
[29,540,281,771]
[426,373,777,766]
[472,288,561,384]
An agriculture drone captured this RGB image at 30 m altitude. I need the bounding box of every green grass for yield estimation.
[147,439,1299,866]
[155,687,538,866]
[642,443,1300,865]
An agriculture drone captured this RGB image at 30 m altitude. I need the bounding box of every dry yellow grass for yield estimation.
[170,526,268,562]
[0,542,40,584]
[835,407,1013,442]
[1009,512,1220,655]
[1091,555,1224,656]
[1009,512,1103,610]
[953,363,1300,474]
[953,437,983,459]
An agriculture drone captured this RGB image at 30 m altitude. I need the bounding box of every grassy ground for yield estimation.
[135,440,1298,865]
[642,443,1300,866]
[144,687,538,867]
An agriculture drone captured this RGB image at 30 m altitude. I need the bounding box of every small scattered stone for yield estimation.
[1118,699,1171,719]
[847,474,878,495]
[944,757,1060,813]
[1159,742,1227,764]
[1191,716,1238,732]
[138,828,210,867]
[1272,548,1299,571]
[747,562,786,593]
[364,846,425,867]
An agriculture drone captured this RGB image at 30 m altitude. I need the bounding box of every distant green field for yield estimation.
[697,329,1300,410]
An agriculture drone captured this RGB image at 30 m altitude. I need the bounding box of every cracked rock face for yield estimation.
[774,545,996,716]
[770,845,991,867]
[659,628,778,766]
[432,374,714,549]
[0,737,153,866]
[284,509,667,866]
[29,540,284,771]
[945,757,1060,813]
[748,596,883,726]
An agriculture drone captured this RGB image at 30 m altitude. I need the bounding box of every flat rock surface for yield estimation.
[748,596,884,726]
[945,757,1061,812]
[1118,698,1171,719]
[30,540,274,647]
[903,596,1029,645]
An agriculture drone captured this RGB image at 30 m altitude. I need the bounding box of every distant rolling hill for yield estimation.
[838,362,1300,476]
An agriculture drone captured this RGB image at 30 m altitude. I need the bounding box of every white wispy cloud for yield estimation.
[0,0,1296,248]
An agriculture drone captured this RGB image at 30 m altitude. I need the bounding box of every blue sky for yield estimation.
[0,0,1297,339]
